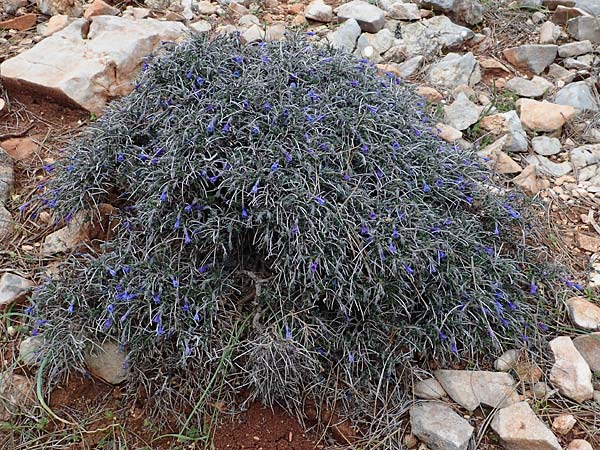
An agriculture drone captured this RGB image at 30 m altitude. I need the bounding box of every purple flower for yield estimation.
[369,211,377,220]
[264,102,271,111]
[107,304,114,313]
[222,120,231,133]
[107,266,117,277]
[198,265,209,273]
[392,227,399,239]
[242,207,249,219]
[174,215,181,230]
[423,182,431,193]
[361,144,369,154]
[271,161,279,171]
[184,229,191,244]
[152,293,161,304]
[160,190,168,202]
[494,223,500,235]
[67,304,74,314]
[529,282,537,295]
[389,242,396,253]
[252,125,260,135]
[285,325,292,340]
[348,352,355,364]
[103,318,112,330]
[292,223,299,234]
[360,223,369,236]
[184,343,191,356]
[315,196,325,206]
[171,277,180,288]
[309,261,318,272]
[195,76,204,86]
[403,264,414,275]
[284,152,293,162]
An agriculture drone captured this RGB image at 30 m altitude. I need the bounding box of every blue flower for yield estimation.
[242,207,249,219]
[107,304,114,313]
[172,277,180,288]
[252,125,260,134]
[315,196,325,206]
[152,293,161,304]
[348,352,355,364]
[360,223,369,236]
[284,152,293,162]
[389,242,396,253]
[67,304,74,314]
[403,264,414,275]
[292,223,299,234]
[309,261,318,272]
[361,144,369,153]
[529,282,537,295]
[103,318,112,330]
[264,101,271,111]
[174,215,181,229]
[285,324,292,340]
[222,120,231,133]
[271,161,279,171]
[369,211,377,220]
[184,229,191,244]
[196,76,204,85]
[198,265,209,273]
[160,190,168,202]
[423,182,430,193]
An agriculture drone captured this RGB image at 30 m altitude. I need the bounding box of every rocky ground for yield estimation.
[2,0,600,449]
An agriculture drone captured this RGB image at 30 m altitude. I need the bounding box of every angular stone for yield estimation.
[532,136,562,156]
[573,333,600,371]
[0,13,37,31]
[19,335,43,367]
[512,164,542,194]
[434,370,520,412]
[84,341,128,384]
[0,17,187,114]
[40,14,72,37]
[417,86,443,103]
[452,0,483,25]
[568,440,594,450]
[566,296,600,330]
[526,154,573,177]
[433,122,463,142]
[388,2,420,20]
[480,110,528,152]
[517,99,576,132]
[577,233,600,252]
[478,136,522,174]
[37,0,83,16]
[495,349,520,371]
[558,40,594,57]
[491,402,561,450]
[0,205,13,240]
[540,21,561,44]
[503,44,558,75]
[552,414,576,435]
[327,18,361,52]
[505,76,553,98]
[549,336,593,402]
[444,92,482,131]
[413,378,446,399]
[409,402,473,450]
[83,0,119,18]
[0,147,14,203]
[576,0,600,15]
[0,371,35,421]
[304,0,333,22]
[355,29,395,62]
[0,273,34,308]
[551,5,589,25]
[555,81,599,112]
[41,212,89,255]
[189,19,212,32]
[570,144,600,169]
[334,0,385,33]
[568,16,600,43]
[428,52,480,89]
[402,16,474,56]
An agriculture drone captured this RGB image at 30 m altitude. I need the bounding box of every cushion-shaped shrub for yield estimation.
[28,34,571,440]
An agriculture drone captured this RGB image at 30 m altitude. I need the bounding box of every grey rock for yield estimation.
[452,0,483,25]
[0,371,35,421]
[409,402,473,450]
[334,0,386,33]
[521,0,543,7]
[0,204,13,241]
[241,24,264,43]
[558,40,594,57]
[0,273,34,308]
[1,0,27,14]
[19,336,43,367]
[568,16,600,43]
[555,81,599,111]
[420,0,454,10]
[428,52,481,89]
[402,16,474,56]
[549,336,594,403]
[551,5,589,26]
[84,341,128,384]
[387,2,421,20]
[444,92,483,130]
[0,148,14,203]
[532,136,562,155]
[491,402,561,450]
[503,44,558,74]
[547,63,576,82]
[189,19,212,32]
[238,14,260,27]
[532,381,556,398]
[327,18,362,52]
[37,0,83,16]
[571,144,600,169]
[563,54,595,69]
[540,21,561,44]
[483,110,529,152]
[573,333,600,372]
[495,349,520,371]
[505,75,553,98]
[414,378,447,399]
[393,55,424,77]
[304,0,333,23]
[526,154,573,177]
[576,0,600,16]
[434,370,520,412]
[355,29,395,62]
[42,211,89,255]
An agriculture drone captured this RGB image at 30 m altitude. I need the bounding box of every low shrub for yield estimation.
[28,34,572,443]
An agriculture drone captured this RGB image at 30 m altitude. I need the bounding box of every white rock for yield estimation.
[540,21,561,44]
[532,136,562,156]
[549,336,594,402]
[495,349,520,371]
[387,2,420,20]
[555,80,599,112]
[409,402,473,450]
[0,273,34,308]
[443,92,482,131]
[0,17,187,114]
[568,16,600,43]
[526,154,573,177]
[0,371,35,421]
[37,0,83,16]
[0,147,14,203]
[84,341,128,384]
[19,335,43,367]
[334,0,385,33]
[428,52,480,89]
[568,440,594,450]
[566,296,600,330]
[573,332,600,372]
[326,18,361,52]
[551,414,576,435]
[0,204,14,241]
[41,212,90,255]
[558,40,594,57]
[503,44,558,75]
[491,402,561,450]
[413,378,446,399]
[505,76,553,98]
[402,16,474,57]
[40,15,73,37]
[480,110,528,152]
[189,19,212,32]
[304,0,333,22]
[434,370,520,412]
[517,98,576,132]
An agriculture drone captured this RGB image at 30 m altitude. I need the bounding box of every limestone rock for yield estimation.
[0,205,13,240]
[532,136,562,156]
[540,21,561,44]
[570,144,600,169]
[189,19,212,32]
[0,17,187,114]
[491,402,561,450]
[575,0,600,16]
[568,16,600,43]
[444,93,482,131]
[503,44,558,74]
[517,99,576,132]
[512,164,543,194]
[41,212,89,255]
[417,86,443,102]
[452,0,483,25]
[84,341,128,384]
[568,440,594,450]
[409,402,473,450]
[40,14,73,37]
[566,296,600,330]
[549,336,593,402]
[480,110,528,152]
[413,378,446,400]
[434,370,520,412]
[334,0,385,33]
[526,154,573,177]
[402,16,474,56]
[0,147,14,203]
[0,371,35,421]
[428,52,480,89]
[555,81,599,112]
[19,335,43,367]
[505,76,553,98]
[0,13,37,31]
[84,0,119,18]
[355,29,395,62]
[577,233,600,252]
[573,332,600,371]
[0,273,34,308]
[327,18,361,52]
[551,414,576,435]
[551,5,589,25]
[478,137,522,174]
[304,0,333,22]
[433,123,463,142]
[387,2,420,20]
[495,349,520,371]
[37,0,83,16]
[558,40,594,57]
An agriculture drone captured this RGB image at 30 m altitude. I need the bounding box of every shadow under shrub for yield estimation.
[29,34,573,443]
